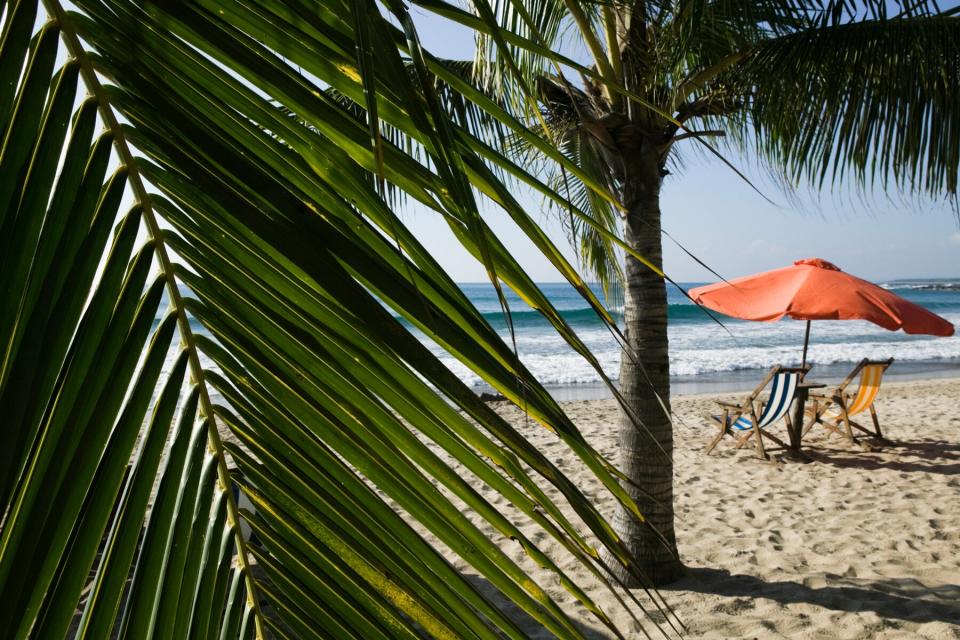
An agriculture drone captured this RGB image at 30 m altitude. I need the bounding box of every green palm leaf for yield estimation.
[1,1,672,638]
[736,16,960,196]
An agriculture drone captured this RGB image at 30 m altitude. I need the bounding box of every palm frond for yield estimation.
[1,1,673,638]
[734,14,960,198]
[547,121,625,305]
[320,57,513,209]
[469,0,570,112]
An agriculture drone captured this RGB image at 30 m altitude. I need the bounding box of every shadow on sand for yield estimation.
[465,562,960,638]
[801,438,960,475]
[668,566,960,626]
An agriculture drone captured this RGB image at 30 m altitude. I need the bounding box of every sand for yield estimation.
[455,377,960,639]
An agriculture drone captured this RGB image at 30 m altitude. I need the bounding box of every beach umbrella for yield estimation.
[689,258,955,366]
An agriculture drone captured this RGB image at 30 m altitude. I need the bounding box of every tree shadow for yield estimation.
[801,438,960,475]
[666,567,960,625]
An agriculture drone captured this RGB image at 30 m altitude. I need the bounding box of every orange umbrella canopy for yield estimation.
[689,258,955,336]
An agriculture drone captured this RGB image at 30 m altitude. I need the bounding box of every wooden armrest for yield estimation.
[713,400,743,409]
[809,389,842,400]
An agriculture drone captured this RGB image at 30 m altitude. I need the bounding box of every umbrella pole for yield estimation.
[801,320,811,367]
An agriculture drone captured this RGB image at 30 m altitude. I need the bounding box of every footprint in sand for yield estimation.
[712,597,756,615]
[811,541,840,555]
[896,538,919,552]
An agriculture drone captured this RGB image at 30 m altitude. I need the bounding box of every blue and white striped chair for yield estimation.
[704,365,810,458]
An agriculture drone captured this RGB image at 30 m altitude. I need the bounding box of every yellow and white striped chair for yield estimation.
[803,358,894,445]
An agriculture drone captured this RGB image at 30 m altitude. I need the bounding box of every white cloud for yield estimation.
[950,232,960,246]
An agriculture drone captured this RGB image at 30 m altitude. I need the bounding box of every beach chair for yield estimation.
[704,365,809,458]
[803,358,893,445]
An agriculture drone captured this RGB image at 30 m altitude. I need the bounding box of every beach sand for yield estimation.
[453,377,960,639]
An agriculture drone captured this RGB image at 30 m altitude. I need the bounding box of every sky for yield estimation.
[398,5,960,284]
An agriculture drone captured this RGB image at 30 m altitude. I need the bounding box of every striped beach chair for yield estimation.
[803,358,893,445]
[704,365,809,459]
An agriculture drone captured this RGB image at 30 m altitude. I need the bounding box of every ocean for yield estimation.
[410,280,960,399]
[169,279,960,401]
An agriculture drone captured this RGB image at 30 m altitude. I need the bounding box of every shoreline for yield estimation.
[525,359,960,402]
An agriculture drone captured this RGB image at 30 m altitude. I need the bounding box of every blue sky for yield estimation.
[401,5,960,284]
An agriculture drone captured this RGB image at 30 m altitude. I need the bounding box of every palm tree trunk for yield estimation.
[608,149,684,586]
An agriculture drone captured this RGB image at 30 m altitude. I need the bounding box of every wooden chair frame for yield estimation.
[704,365,810,459]
[802,358,894,446]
